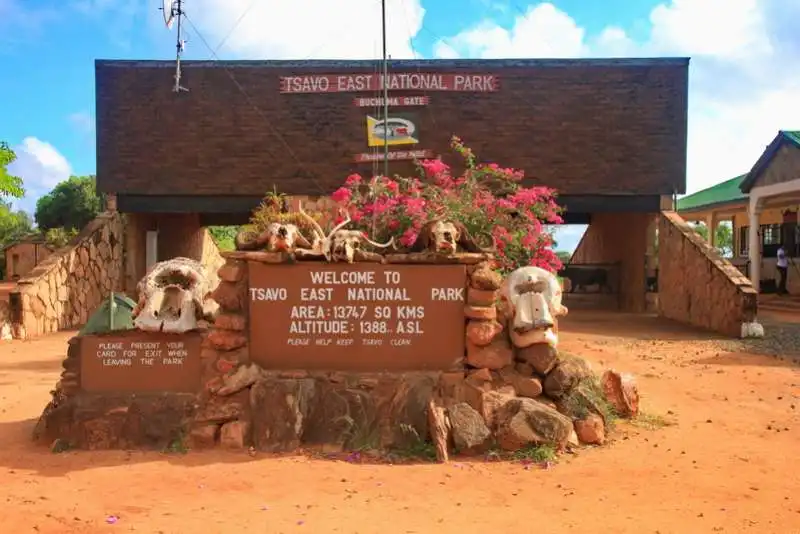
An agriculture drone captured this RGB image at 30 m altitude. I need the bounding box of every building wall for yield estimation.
[658,211,757,337]
[4,243,53,280]
[569,212,653,313]
[15,213,125,338]
[730,206,800,293]
[124,213,224,296]
[96,58,688,198]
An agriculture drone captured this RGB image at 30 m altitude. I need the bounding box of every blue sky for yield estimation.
[1,0,798,252]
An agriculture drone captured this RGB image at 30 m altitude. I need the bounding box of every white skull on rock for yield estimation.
[132,257,220,333]
[499,265,568,347]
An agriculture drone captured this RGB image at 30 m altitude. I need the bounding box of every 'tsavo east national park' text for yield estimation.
[250,269,464,348]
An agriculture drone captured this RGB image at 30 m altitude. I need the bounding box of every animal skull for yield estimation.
[410,218,484,254]
[329,229,395,263]
[499,265,568,347]
[132,257,219,334]
[430,220,461,253]
[264,222,310,252]
[235,223,311,252]
[296,204,393,262]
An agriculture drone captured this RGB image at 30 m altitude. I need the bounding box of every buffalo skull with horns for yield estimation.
[295,204,395,263]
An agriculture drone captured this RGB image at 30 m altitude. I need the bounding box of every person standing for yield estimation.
[777,245,789,295]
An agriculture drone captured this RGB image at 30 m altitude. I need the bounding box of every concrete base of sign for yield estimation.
[33,251,642,459]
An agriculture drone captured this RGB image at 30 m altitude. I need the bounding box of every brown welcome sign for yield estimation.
[248,263,466,371]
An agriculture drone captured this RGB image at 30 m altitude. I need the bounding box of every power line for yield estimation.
[182,13,331,196]
[213,0,259,56]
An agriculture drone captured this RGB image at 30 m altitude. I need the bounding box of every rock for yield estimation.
[495,398,573,451]
[214,313,246,331]
[464,305,497,320]
[510,328,558,349]
[218,262,244,283]
[207,329,247,351]
[471,386,516,430]
[514,376,543,399]
[543,357,593,399]
[250,377,316,452]
[574,414,605,445]
[465,320,503,346]
[471,265,503,290]
[219,420,250,448]
[387,374,438,448]
[194,395,246,424]
[303,380,380,450]
[516,343,560,375]
[35,393,196,450]
[216,363,265,396]
[466,367,493,385]
[467,287,497,307]
[556,379,609,421]
[466,337,513,369]
[448,403,492,453]
[211,281,245,312]
[496,367,541,398]
[188,424,219,448]
[567,429,579,448]
[515,361,535,377]
[601,370,640,417]
[427,397,450,463]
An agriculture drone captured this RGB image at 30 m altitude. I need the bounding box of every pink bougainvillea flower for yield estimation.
[399,228,418,247]
[345,173,363,187]
[420,158,449,179]
[331,187,352,204]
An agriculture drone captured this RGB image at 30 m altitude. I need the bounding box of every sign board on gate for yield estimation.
[248,263,467,371]
[80,331,202,393]
[353,149,434,163]
[280,73,499,93]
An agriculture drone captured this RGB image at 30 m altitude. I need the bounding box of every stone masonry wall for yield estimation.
[33,250,639,456]
[569,212,652,313]
[15,212,125,338]
[658,211,757,337]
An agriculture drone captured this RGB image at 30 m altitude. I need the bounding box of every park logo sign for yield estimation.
[366,115,418,147]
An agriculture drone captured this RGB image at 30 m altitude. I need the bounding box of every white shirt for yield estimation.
[777,247,788,268]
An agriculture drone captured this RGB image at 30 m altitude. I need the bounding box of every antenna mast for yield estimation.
[161,0,189,93]
[380,0,389,177]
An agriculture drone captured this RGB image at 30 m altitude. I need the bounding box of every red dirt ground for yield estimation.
[1,312,800,534]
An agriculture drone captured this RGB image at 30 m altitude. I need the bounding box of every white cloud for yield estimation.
[183,0,425,59]
[6,137,72,214]
[434,0,800,194]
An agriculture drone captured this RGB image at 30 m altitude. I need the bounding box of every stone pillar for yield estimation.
[707,211,719,247]
[748,198,762,292]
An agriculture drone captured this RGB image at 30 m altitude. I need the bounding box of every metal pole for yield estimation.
[381,0,389,177]
[173,0,188,93]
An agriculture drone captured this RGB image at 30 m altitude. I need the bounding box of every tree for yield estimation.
[692,222,733,257]
[555,250,572,265]
[0,201,33,245]
[35,175,102,232]
[208,226,239,251]
[0,142,25,199]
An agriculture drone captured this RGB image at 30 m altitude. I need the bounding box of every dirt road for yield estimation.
[1,312,799,534]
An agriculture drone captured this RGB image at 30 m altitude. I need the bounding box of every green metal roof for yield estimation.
[782,130,800,145]
[676,174,747,212]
